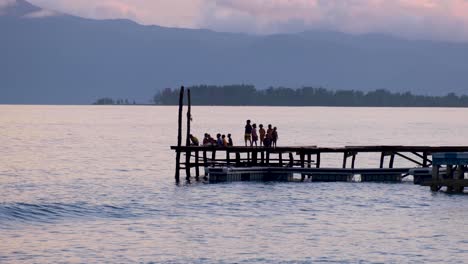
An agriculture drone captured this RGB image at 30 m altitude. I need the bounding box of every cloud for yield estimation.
[25,0,468,42]
[0,0,16,13]
[23,8,56,18]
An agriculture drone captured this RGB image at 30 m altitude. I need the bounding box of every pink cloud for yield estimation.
[25,0,468,42]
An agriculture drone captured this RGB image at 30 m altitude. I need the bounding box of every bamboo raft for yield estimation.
[171,86,468,193]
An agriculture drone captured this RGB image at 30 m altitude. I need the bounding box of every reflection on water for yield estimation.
[1,105,468,263]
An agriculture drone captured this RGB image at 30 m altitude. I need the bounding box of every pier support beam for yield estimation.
[195,151,200,181]
[185,89,192,182]
[431,165,441,192]
[316,153,321,168]
[175,86,184,183]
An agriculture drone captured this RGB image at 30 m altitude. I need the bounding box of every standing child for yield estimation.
[227,134,233,146]
[272,127,278,147]
[251,124,258,147]
[259,124,266,147]
[244,120,252,146]
[266,124,273,147]
[222,134,228,147]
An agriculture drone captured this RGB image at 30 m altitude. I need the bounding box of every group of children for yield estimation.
[244,120,278,147]
[188,120,279,148]
[197,133,233,147]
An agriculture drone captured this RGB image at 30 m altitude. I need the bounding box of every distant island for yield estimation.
[146,85,468,107]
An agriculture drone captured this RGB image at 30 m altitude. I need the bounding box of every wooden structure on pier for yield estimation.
[423,153,468,193]
[172,86,468,192]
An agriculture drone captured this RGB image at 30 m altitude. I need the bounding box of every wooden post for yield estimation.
[175,86,184,183]
[351,153,356,169]
[252,151,258,166]
[211,150,216,167]
[423,152,428,167]
[261,151,265,164]
[431,165,440,192]
[307,153,312,168]
[195,151,200,181]
[454,165,464,193]
[266,150,270,165]
[203,150,208,178]
[203,151,207,168]
[236,152,241,167]
[446,165,454,192]
[289,153,294,167]
[300,153,305,181]
[389,153,395,168]
[316,152,321,168]
[185,89,191,181]
[380,152,385,169]
[226,151,230,166]
[279,153,283,167]
[342,152,348,169]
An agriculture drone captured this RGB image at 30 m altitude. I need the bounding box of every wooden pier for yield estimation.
[172,86,468,192]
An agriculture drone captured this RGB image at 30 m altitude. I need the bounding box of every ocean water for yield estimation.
[1,105,468,263]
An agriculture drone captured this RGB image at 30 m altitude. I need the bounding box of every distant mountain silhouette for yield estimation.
[1,0,40,17]
[1,0,468,104]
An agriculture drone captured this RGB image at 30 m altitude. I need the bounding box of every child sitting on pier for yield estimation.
[189,134,199,146]
[216,133,223,146]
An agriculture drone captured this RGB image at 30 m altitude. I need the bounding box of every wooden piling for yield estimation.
[423,152,428,167]
[351,152,356,169]
[236,152,241,167]
[431,165,440,191]
[195,151,200,180]
[316,152,321,168]
[185,89,191,181]
[389,153,395,168]
[252,151,258,165]
[380,152,385,169]
[211,150,216,167]
[342,152,348,168]
[175,86,184,183]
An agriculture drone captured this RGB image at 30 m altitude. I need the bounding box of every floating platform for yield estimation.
[205,167,411,183]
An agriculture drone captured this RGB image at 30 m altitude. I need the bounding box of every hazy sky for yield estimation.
[5,0,468,42]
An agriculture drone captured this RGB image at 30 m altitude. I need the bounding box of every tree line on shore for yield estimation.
[93,98,136,105]
[153,85,468,107]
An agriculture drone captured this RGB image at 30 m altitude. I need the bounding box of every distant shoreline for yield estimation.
[148,85,468,108]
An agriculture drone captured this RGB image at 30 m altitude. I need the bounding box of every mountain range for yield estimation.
[1,0,468,104]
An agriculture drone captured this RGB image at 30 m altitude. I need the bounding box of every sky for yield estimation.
[3,0,468,42]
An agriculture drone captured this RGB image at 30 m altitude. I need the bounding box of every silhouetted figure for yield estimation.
[202,133,210,146]
[189,134,199,146]
[222,134,228,147]
[265,124,273,147]
[272,127,278,147]
[244,120,252,146]
[252,123,258,147]
[216,133,223,146]
[227,134,233,146]
[259,124,266,147]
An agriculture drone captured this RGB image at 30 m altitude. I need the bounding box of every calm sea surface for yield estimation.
[1,105,468,263]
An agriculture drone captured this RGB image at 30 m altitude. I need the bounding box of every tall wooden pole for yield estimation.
[185,89,192,181]
[175,86,185,183]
